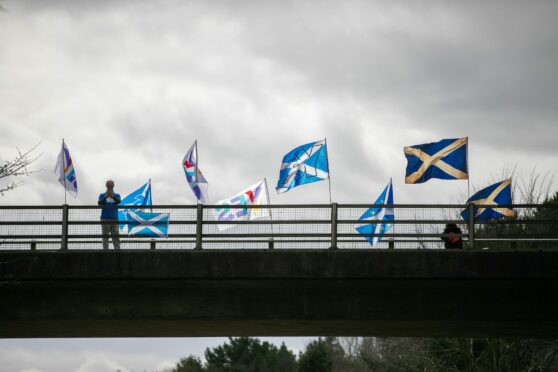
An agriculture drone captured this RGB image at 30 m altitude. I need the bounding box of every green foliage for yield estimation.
[173,356,204,372]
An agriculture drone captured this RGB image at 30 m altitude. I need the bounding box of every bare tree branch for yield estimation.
[0,143,42,195]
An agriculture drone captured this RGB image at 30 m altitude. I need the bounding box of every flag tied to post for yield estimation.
[118,181,152,233]
[276,139,329,194]
[215,180,270,230]
[53,140,78,196]
[404,137,468,184]
[183,141,209,204]
[461,179,513,222]
[126,210,170,237]
[356,180,394,247]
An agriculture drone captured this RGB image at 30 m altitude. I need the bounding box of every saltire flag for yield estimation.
[118,181,152,233]
[53,140,78,196]
[276,139,329,194]
[404,137,468,184]
[356,180,394,247]
[461,179,514,222]
[126,210,170,237]
[215,180,270,230]
[183,141,209,203]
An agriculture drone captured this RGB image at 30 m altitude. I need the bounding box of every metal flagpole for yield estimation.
[264,178,275,248]
[148,178,153,212]
[324,137,332,204]
[466,136,470,199]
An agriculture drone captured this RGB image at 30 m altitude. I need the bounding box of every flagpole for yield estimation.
[324,137,332,204]
[466,136,470,199]
[264,178,275,245]
[62,138,67,205]
[148,178,153,212]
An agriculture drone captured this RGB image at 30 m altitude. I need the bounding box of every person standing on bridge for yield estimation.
[441,223,463,249]
[98,179,121,250]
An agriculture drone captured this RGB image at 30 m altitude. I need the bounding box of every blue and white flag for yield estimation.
[118,181,152,233]
[404,137,468,184]
[276,139,329,194]
[356,180,394,247]
[126,210,170,237]
[53,140,78,197]
[183,141,209,204]
[461,179,513,222]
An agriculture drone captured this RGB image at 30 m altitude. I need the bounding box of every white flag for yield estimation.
[214,180,270,230]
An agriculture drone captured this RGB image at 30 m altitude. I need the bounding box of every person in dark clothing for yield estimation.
[442,223,463,249]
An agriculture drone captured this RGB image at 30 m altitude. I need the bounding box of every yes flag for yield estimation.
[126,210,169,237]
[53,140,78,197]
[404,137,468,184]
[183,141,209,203]
[356,180,394,247]
[215,180,270,230]
[118,181,152,233]
[461,179,514,222]
[276,139,329,194]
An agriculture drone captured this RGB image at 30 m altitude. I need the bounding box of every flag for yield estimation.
[404,137,468,184]
[53,140,78,196]
[276,139,329,194]
[126,210,170,237]
[215,180,270,230]
[461,179,513,222]
[356,180,394,247]
[118,181,152,233]
[183,141,209,203]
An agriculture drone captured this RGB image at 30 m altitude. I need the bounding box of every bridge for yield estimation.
[1,203,557,338]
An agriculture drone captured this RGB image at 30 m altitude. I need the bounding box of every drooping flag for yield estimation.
[118,181,152,233]
[356,180,394,247]
[461,179,513,222]
[183,141,209,204]
[276,139,329,194]
[215,180,270,230]
[53,140,78,197]
[404,137,468,184]
[126,210,170,237]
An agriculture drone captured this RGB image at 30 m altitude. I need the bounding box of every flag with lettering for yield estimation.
[215,180,270,230]
[53,140,78,196]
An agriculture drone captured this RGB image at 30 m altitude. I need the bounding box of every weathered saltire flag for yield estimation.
[127,210,170,237]
[404,137,468,184]
[118,181,152,233]
[356,180,394,247]
[53,140,78,197]
[215,180,270,230]
[461,179,514,222]
[276,139,329,194]
[183,140,209,203]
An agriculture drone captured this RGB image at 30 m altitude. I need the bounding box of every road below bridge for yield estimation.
[1,249,558,338]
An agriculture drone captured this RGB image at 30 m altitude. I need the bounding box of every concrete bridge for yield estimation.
[1,249,558,338]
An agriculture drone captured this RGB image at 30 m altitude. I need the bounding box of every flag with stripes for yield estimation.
[183,141,209,203]
[53,140,78,196]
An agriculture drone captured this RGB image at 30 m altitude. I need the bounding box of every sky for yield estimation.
[1,0,558,370]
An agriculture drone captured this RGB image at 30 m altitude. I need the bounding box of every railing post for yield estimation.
[61,204,69,251]
[330,203,338,249]
[30,240,36,251]
[388,238,395,250]
[268,238,274,250]
[150,239,156,250]
[468,203,475,250]
[195,203,203,250]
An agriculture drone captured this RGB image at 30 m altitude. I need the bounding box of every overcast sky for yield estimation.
[1,0,558,370]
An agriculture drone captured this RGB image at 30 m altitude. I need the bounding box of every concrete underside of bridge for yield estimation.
[1,250,558,338]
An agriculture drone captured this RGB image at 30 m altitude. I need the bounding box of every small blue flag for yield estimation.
[461,179,513,222]
[118,181,152,233]
[276,139,329,194]
[126,210,170,237]
[404,137,468,184]
[356,180,394,247]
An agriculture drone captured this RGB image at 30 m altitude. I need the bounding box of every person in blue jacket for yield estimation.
[98,179,121,250]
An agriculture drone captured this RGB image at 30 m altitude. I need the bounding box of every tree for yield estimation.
[173,356,204,372]
[0,143,41,195]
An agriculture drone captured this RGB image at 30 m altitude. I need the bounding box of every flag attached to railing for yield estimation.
[118,181,152,233]
[53,140,78,196]
[461,179,514,222]
[215,180,270,230]
[404,137,468,184]
[356,180,394,247]
[127,210,170,237]
[183,141,209,203]
[276,139,329,194]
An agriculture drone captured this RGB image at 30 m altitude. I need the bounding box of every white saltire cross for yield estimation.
[127,210,169,237]
[278,140,328,192]
[470,179,514,218]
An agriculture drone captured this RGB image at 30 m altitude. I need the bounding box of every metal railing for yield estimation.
[0,203,556,250]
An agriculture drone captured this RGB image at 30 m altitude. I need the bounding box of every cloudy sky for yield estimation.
[1,0,558,370]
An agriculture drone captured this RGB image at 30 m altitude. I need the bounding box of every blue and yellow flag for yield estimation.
[404,138,468,184]
[461,179,513,222]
